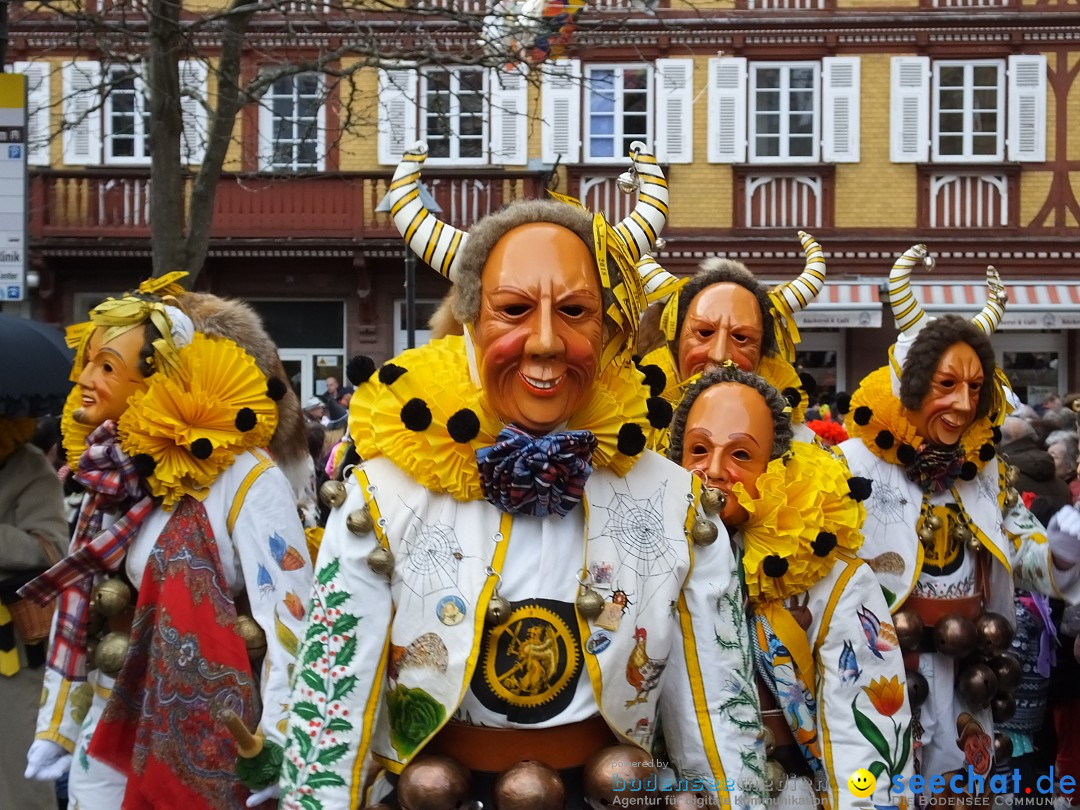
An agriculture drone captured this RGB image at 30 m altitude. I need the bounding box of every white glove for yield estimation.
[247,784,281,808]
[1048,505,1080,567]
[25,739,72,781]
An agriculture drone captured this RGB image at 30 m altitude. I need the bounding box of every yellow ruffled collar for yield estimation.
[348,335,665,501]
[847,366,997,473]
[734,442,865,602]
[0,418,36,464]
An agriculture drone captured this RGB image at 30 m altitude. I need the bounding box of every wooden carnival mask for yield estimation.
[677,283,765,378]
[75,325,149,426]
[905,341,985,448]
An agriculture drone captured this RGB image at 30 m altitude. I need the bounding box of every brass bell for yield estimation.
[893,608,924,651]
[906,670,929,708]
[366,546,394,576]
[319,479,347,509]
[91,577,133,617]
[700,487,726,516]
[616,170,639,194]
[346,506,374,536]
[975,612,1014,656]
[991,693,1016,723]
[763,758,787,797]
[966,536,982,553]
[760,725,776,755]
[652,237,667,252]
[956,662,998,710]
[690,516,719,546]
[1005,464,1020,486]
[493,760,565,810]
[1004,487,1019,509]
[949,523,973,545]
[933,613,978,658]
[235,615,268,660]
[486,593,512,627]
[396,754,471,810]
[994,732,1013,765]
[990,653,1022,693]
[918,526,936,544]
[95,631,130,677]
[583,744,657,807]
[575,587,605,621]
[925,513,944,531]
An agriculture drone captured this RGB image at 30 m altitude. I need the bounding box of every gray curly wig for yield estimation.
[672,259,778,356]
[666,366,794,464]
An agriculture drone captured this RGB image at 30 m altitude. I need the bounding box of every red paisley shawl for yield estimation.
[89,495,258,810]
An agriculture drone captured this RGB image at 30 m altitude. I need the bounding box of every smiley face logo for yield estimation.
[847,769,877,798]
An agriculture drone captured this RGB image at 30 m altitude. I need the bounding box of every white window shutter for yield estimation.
[654,58,693,164]
[707,57,746,164]
[62,60,101,165]
[15,62,51,166]
[541,58,580,164]
[822,56,860,163]
[490,65,529,166]
[890,56,929,163]
[1007,54,1046,162]
[178,59,209,166]
[377,67,418,165]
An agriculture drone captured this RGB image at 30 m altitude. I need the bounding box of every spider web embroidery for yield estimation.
[865,463,911,532]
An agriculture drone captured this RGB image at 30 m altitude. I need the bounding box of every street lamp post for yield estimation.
[376,182,442,350]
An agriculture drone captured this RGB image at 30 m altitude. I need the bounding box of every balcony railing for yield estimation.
[733,165,835,230]
[917,165,1019,230]
[29,169,547,242]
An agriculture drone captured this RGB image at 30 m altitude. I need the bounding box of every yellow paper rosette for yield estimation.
[60,386,93,471]
[118,333,277,509]
[0,417,37,463]
[349,334,660,501]
[757,353,808,426]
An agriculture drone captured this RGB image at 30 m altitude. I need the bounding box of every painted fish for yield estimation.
[838,639,862,685]
[858,605,898,659]
[284,591,306,621]
[269,532,305,571]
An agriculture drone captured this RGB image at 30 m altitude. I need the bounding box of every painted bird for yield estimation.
[625,627,666,708]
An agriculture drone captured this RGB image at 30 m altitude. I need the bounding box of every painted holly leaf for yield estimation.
[305,621,325,641]
[336,636,357,669]
[306,771,347,789]
[851,696,891,764]
[301,668,324,693]
[333,614,359,636]
[303,640,327,667]
[325,591,350,610]
[316,558,341,587]
[292,725,313,759]
[316,742,350,766]
[331,674,359,703]
[292,701,321,721]
[299,793,322,810]
[326,717,353,733]
[285,757,299,783]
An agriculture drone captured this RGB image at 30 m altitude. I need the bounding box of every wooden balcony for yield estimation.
[29,168,548,245]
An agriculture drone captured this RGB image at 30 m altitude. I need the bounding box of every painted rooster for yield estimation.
[625,627,665,707]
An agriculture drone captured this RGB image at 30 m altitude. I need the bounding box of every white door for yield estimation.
[278,350,312,402]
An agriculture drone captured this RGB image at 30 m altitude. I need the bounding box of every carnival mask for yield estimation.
[677,283,765,378]
[680,382,774,526]
[75,325,148,426]
[473,223,604,434]
[906,342,984,447]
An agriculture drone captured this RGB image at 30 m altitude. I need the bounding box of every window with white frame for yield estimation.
[749,62,820,163]
[259,72,325,171]
[104,63,150,164]
[421,67,487,162]
[584,65,652,162]
[891,55,1045,164]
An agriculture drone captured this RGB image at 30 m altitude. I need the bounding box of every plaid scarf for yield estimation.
[18,421,154,680]
[476,425,597,517]
[903,442,966,496]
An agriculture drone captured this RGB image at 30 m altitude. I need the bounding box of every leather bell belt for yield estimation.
[424,715,618,772]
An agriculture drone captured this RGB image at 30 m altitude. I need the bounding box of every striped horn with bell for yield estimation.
[612,141,669,263]
[635,254,684,305]
[888,244,930,335]
[972,266,1007,334]
[385,141,467,281]
[773,231,827,313]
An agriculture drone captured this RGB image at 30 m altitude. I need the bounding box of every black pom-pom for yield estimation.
[646,397,673,430]
[191,438,213,460]
[799,373,818,397]
[266,377,288,402]
[617,423,647,456]
[447,408,481,443]
[812,531,837,557]
[347,355,377,386]
[835,392,852,415]
[379,363,407,385]
[762,555,789,578]
[132,453,157,478]
[782,387,802,408]
[960,461,978,481]
[896,443,916,465]
[235,407,257,432]
[979,443,996,462]
[874,430,895,450]
[853,406,872,426]
[341,445,361,473]
[631,354,643,366]
[848,476,873,502]
[992,426,1002,444]
[400,398,432,432]
[640,364,667,398]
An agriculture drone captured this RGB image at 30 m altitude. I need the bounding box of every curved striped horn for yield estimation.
[635,254,683,305]
[888,244,929,336]
[612,141,669,262]
[773,231,827,313]
[972,266,1007,334]
[385,141,467,281]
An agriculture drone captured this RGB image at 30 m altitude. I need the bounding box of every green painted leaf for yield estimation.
[292,725,313,759]
[333,614,359,636]
[285,758,299,783]
[301,668,325,693]
[292,701,321,721]
[331,675,358,703]
[325,591,350,610]
[326,717,353,733]
[881,586,896,607]
[305,621,325,641]
[306,771,347,789]
[868,761,886,780]
[898,721,911,772]
[316,558,341,587]
[316,742,350,766]
[336,637,357,669]
[299,793,322,810]
[851,696,892,763]
[303,640,326,667]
